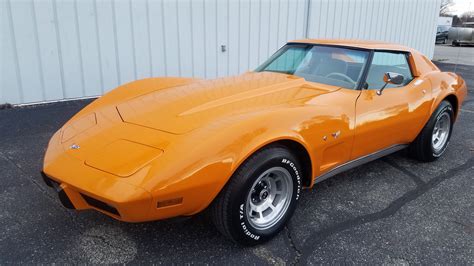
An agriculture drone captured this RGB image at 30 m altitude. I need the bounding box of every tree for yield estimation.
[452,15,462,26]
[440,0,454,16]
[452,12,474,27]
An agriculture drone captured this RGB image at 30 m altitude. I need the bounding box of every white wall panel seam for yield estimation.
[176,1,182,76]
[257,0,263,64]
[425,0,433,54]
[318,0,323,38]
[266,0,271,58]
[294,0,300,39]
[412,0,419,49]
[327,0,333,37]
[145,0,152,75]
[202,1,207,78]
[276,0,281,47]
[52,0,66,99]
[93,0,105,94]
[226,0,230,76]
[7,0,24,103]
[247,0,252,70]
[215,0,218,77]
[31,0,46,101]
[236,0,240,75]
[111,0,121,84]
[92,0,104,94]
[303,0,310,38]
[369,0,376,40]
[332,0,338,38]
[160,0,167,76]
[418,0,427,53]
[73,0,86,96]
[430,0,442,57]
[401,0,409,46]
[129,0,137,80]
[190,0,195,76]
[342,0,349,39]
[285,0,290,42]
[419,0,427,51]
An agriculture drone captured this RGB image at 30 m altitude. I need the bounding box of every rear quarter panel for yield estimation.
[427,71,467,120]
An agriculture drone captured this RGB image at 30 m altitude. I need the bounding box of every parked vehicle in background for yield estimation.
[448,24,474,46]
[436,25,450,44]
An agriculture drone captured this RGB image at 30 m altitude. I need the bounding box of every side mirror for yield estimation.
[377,72,404,95]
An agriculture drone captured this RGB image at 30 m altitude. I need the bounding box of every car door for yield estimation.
[351,51,432,159]
[288,45,369,176]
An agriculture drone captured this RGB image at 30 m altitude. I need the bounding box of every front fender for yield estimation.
[138,107,317,219]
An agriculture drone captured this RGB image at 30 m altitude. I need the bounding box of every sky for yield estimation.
[449,0,474,16]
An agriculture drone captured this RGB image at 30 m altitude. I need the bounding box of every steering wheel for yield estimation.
[325,72,356,85]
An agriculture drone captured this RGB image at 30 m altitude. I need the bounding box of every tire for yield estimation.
[409,101,454,162]
[210,145,302,246]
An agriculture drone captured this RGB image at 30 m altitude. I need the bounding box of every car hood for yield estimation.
[115,72,338,134]
[48,72,339,178]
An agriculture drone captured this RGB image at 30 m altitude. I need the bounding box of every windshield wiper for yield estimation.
[263,70,294,75]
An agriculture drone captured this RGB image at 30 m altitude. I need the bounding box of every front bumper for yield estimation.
[42,137,155,223]
[42,117,228,223]
[41,171,75,210]
[41,168,153,222]
[42,171,120,217]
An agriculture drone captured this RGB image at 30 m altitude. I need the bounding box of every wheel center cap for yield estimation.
[260,189,269,200]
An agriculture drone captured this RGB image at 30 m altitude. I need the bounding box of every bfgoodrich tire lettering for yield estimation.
[210,145,302,246]
[409,100,454,162]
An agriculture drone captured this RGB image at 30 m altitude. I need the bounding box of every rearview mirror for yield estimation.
[377,72,405,95]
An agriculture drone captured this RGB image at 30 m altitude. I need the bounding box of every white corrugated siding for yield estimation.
[1,0,440,105]
[306,0,441,58]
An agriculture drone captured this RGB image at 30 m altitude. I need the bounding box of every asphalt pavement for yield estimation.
[433,44,474,66]
[0,62,473,264]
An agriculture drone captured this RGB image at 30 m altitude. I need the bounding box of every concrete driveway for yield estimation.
[0,63,473,264]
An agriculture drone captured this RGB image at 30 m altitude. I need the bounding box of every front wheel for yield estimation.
[409,100,454,162]
[210,145,302,246]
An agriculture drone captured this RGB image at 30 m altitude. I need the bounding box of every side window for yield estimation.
[365,52,414,90]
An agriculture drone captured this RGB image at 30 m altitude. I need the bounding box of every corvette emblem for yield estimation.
[70,144,80,150]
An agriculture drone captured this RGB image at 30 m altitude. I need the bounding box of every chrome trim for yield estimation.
[314,144,409,184]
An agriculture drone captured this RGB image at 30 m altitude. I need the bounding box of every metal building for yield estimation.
[1,0,441,105]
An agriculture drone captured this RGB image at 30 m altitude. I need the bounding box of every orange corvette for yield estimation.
[42,39,467,245]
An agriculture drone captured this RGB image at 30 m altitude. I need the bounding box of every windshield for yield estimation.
[256,44,370,89]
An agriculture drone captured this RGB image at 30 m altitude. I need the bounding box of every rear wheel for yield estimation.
[409,101,454,162]
[210,145,302,246]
